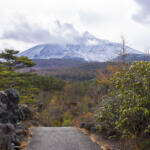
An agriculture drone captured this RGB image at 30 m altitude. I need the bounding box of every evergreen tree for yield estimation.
[0,49,38,104]
[0,49,35,71]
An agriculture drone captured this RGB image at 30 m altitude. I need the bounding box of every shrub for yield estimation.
[52,120,61,127]
[96,61,150,148]
[62,119,72,126]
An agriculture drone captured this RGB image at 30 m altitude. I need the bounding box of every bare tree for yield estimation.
[144,46,150,56]
[144,46,150,61]
[119,35,128,64]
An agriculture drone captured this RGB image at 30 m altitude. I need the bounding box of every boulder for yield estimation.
[80,122,86,128]
[0,88,31,150]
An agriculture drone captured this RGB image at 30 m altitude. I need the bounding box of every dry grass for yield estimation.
[20,127,34,150]
[20,141,29,148]
[101,144,112,150]
[78,128,112,150]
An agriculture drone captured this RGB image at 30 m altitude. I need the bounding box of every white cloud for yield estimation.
[133,0,150,25]
[0,0,150,52]
[0,20,97,50]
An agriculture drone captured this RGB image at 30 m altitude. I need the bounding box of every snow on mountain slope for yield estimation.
[18,33,142,62]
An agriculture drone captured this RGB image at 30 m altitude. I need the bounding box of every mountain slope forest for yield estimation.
[0,49,150,150]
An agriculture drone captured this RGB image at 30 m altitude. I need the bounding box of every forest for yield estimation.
[0,49,150,150]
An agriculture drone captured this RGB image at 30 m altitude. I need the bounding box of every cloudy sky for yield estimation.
[0,0,150,52]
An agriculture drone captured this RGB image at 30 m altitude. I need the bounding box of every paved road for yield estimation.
[27,127,101,150]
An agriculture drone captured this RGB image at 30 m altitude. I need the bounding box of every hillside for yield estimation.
[32,58,86,69]
[113,53,150,62]
[24,59,114,81]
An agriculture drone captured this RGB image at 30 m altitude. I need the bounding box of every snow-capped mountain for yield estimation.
[18,33,142,62]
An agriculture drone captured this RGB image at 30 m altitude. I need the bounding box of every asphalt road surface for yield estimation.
[27,127,101,150]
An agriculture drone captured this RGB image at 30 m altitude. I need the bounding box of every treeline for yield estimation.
[27,62,118,82]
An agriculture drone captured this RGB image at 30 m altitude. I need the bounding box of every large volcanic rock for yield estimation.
[0,88,31,150]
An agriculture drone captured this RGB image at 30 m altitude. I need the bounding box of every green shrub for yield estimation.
[96,61,150,148]
[62,119,72,126]
[95,96,121,138]
[30,75,65,91]
[52,120,61,127]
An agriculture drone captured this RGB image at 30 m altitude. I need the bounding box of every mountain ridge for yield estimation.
[18,34,142,62]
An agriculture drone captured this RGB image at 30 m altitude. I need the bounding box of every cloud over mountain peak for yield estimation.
[1,20,97,46]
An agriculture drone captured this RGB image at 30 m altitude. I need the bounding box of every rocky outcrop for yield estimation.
[0,88,31,150]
